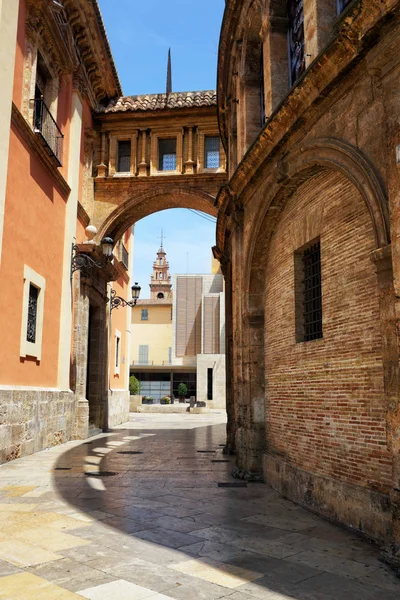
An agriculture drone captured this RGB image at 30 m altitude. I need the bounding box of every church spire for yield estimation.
[150,241,172,301]
[166,48,172,95]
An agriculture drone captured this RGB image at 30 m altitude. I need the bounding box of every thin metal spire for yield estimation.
[158,229,165,249]
[166,48,172,95]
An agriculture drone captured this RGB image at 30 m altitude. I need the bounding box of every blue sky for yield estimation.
[98,0,225,95]
[98,0,225,294]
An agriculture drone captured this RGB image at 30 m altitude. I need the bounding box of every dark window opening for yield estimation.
[157,292,164,299]
[295,240,322,342]
[207,368,213,400]
[27,284,39,343]
[115,337,120,368]
[288,0,306,86]
[205,136,220,169]
[337,0,353,13]
[141,309,148,321]
[159,138,177,171]
[117,141,131,172]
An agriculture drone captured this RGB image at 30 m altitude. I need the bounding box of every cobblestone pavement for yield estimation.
[0,412,399,599]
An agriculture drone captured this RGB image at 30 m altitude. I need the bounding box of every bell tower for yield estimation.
[149,235,172,300]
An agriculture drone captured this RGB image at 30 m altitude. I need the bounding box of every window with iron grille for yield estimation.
[117,141,131,172]
[295,240,322,342]
[115,337,120,368]
[288,0,306,86]
[141,309,148,321]
[159,138,177,171]
[27,284,39,343]
[337,0,352,12]
[204,136,220,169]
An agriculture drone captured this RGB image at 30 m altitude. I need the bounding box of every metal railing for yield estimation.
[33,97,64,166]
[132,360,172,366]
[121,244,129,270]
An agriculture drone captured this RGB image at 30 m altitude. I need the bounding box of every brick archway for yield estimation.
[96,185,218,243]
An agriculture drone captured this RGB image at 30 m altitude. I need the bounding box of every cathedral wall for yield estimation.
[262,169,391,541]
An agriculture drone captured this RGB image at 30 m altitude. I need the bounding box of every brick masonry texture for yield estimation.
[216,0,400,568]
[264,171,391,494]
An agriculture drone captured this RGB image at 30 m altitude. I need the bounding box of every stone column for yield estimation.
[138,130,148,177]
[0,0,19,265]
[72,277,90,439]
[57,90,83,390]
[261,13,290,118]
[244,310,265,478]
[97,132,107,178]
[372,246,400,569]
[221,251,236,454]
[184,127,195,174]
[228,208,249,472]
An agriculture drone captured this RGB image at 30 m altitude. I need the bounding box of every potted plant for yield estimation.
[160,395,171,404]
[177,383,187,403]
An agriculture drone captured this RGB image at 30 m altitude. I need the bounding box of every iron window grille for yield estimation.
[204,136,220,169]
[115,337,120,368]
[288,0,306,87]
[27,284,39,343]
[141,309,148,321]
[302,242,323,342]
[117,141,131,172]
[33,97,64,166]
[159,139,177,171]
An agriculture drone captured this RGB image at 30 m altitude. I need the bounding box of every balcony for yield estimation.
[33,97,63,167]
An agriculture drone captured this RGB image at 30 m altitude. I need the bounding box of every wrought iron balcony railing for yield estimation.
[33,97,64,167]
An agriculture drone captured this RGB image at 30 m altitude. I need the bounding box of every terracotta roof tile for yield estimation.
[100,90,217,113]
[135,299,172,306]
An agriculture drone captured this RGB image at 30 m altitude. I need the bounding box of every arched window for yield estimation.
[157,292,164,299]
[159,273,163,279]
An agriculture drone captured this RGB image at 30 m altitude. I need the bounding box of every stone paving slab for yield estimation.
[0,413,399,599]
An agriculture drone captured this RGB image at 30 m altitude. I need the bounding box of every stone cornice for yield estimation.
[26,0,121,107]
[77,202,90,227]
[11,103,71,198]
[217,0,400,183]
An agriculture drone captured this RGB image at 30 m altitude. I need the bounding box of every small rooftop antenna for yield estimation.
[166,48,172,95]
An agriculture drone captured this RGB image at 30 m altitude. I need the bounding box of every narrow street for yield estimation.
[0,413,399,599]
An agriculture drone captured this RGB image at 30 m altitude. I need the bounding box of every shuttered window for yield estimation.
[117,141,131,172]
[141,309,148,321]
[138,345,149,364]
[168,347,172,364]
[176,276,202,357]
[203,295,220,354]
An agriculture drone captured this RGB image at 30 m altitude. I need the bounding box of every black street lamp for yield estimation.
[110,282,141,311]
[71,237,114,278]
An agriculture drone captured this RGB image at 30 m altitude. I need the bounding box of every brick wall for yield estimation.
[264,169,392,492]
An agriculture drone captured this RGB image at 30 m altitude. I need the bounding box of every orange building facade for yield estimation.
[0,0,133,461]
